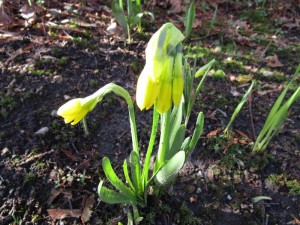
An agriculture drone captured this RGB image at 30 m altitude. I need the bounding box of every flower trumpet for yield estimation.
[57,95,97,125]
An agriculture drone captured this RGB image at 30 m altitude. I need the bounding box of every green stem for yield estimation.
[93,84,139,155]
[81,117,89,136]
[155,109,171,173]
[142,105,159,188]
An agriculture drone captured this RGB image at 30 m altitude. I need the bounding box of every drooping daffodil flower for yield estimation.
[57,95,98,125]
[136,22,185,114]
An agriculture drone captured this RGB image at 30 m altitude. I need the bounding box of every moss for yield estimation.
[212,69,226,79]
[236,74,253,84]
[225,58,246,73]
[56,56,69,66]
[285,179,300,196]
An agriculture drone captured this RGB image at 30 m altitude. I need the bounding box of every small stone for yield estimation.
[34,127,49,136]
[51,110,58,117]
[53,75,63,83]
[1,147,10,156]
[227,194,232,201]
[189,194,198,203]
[240,203,248,209]
[64,95,71,100]
[262,71,274,77]
[196,187,202,194]
[197,170,204,177]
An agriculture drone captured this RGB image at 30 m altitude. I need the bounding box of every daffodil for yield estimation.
[57,95,97,125]
[136,22,185,114]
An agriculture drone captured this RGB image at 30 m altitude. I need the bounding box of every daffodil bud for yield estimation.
[57,95,97,125]
[136,22,185,114]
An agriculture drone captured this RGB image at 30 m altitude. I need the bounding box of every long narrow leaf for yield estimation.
[112,0,128,36]
[224,80,256,133]
[167,124,186,160]
[123,159,135,191]
[98,181,137,204]
[102,157,136,198]
[185,1,195,39]
[130,151,142,195]
[187,112,204,155]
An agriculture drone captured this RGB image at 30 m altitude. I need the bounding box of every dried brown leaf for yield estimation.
[266,54,284,68]
[207,129,222,138]
[47,209,82,220]
[61,149,81,161]
[169,0,184,14]
[81,196,96,222]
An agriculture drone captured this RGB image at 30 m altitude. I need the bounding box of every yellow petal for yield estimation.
[136,67,160,110]
[156,81,172,114]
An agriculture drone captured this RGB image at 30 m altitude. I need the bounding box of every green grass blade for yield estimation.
[224,80,256,133]
[185,1,195,39]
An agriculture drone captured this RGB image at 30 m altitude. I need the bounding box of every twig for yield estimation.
[17,149,55,166]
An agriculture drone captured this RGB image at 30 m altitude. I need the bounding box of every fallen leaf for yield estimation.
[47,188,62,205]
[61,150,81,161]
[168,0,184,14]
[207,129,222,138]
[81,196,95,222]
[230,86,241,97]
[47,209,82,220]
[266,54,283,68]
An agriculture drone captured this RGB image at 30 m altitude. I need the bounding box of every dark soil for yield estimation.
[0,1,299,225]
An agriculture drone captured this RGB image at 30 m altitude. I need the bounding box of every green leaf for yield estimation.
[194,59,215,78]
[102,157,136,198]
[181,137,191,152]
[154,151,185,186]
[98,180,137,204]
[185,1,195,39]
[130,151,142,194]
[224,80,256,133]
[123,159,135,191]
[167,124,186,160]
[112,0,128,36]
[132,12,154,27]
[188,112,204,154]
[252,196,272,203]
[170,103,183,141]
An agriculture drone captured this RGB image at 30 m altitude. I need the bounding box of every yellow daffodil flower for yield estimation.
[57,95,97,125]
[136,22,185,114]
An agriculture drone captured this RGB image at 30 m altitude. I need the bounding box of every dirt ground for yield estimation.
[0,1,300,224]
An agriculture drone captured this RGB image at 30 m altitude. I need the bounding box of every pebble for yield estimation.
[1,147,10,156]
[196,187,202,194]
[34,127,49,136]
[64,95,71,100]
[52,75,63,83]
[197,170,204,177]
[227,194,232,201]
[51,110,58,117]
